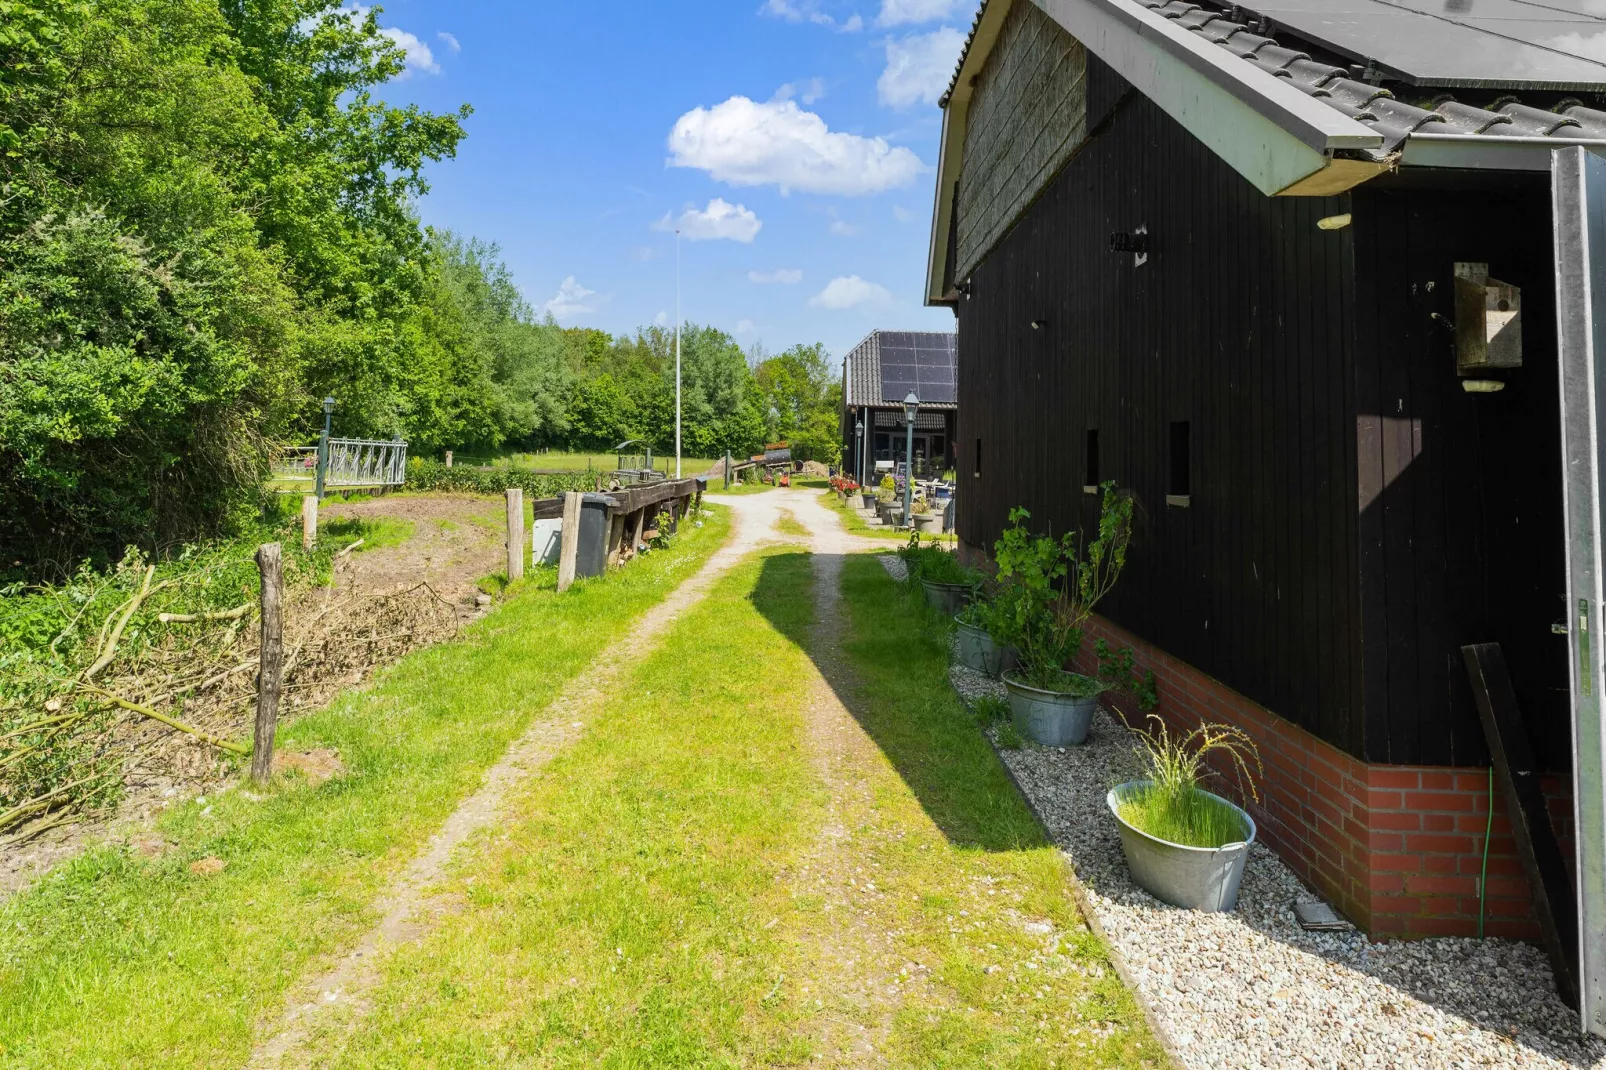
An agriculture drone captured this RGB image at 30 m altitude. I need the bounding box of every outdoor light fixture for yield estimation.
[854,417,865,487]
[902,391,920,525]
[1031,319,1047,330]
[316,397,336,500]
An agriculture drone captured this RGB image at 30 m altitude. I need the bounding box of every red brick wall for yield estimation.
[1072,613,1574,940]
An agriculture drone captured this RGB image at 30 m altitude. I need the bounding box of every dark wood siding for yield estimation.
[1351,177,1568,770]
[954,57,1568,769]
[955,58,1363,758]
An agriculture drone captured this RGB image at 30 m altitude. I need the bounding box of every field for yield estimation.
[448,451,724,475]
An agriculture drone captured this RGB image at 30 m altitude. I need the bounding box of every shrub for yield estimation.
[406,457,595,499]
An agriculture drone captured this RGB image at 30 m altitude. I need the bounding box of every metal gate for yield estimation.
[1550,143,1606,1038]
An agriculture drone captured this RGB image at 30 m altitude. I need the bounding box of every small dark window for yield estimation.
[974,437,982,478]
[1084,429,1100,493]
[1168,421,1191,505]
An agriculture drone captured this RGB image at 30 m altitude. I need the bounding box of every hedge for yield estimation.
[404,458,597,499]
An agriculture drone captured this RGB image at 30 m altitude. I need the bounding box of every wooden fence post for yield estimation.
[557,491,583,592]
[253,543,284,784]
[631,507,647,557]
[444,450,453,468]
[301,495,317,551]
[506,488,524,583]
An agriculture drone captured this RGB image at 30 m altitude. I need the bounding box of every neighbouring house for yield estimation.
[926,0,1606,1007]
[840,330,959,484]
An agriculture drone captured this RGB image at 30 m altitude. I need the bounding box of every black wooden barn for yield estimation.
[840,330,959,484]
[926,0,1606,1023]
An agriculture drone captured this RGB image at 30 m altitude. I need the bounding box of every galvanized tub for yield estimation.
[1002,671,1099,746]
[1107,781,1256,912]
[922,579,971,616]
[860,491,877,509]
[912,512,941,533]
[955,618,1013,677]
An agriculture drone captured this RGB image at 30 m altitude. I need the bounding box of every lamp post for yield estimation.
[315,396,335,499]
[675,228,682,480]
[854,416,864,489]
[902,392,919,525]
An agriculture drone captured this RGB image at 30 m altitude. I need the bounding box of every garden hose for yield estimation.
[1478,765,1493,939]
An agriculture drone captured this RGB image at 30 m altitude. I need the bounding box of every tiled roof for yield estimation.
[1136,0,1606,156]
[941,0,1606,157]
[842,330,959,410]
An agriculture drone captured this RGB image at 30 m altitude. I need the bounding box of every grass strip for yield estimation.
[0,508,731,1069]
[821,554,1164,1066]
[315,549,826,1067]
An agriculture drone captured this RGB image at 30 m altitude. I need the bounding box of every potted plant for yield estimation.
[1109,717,1262,911]
[875,475,897,523]
[916,548,977,615]
[995,485,1154,746]
[911,498,941,534]
[954,595,1018,677]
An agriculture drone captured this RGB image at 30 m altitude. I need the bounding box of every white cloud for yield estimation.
[653,310,670,327]
[749,268,803,284]
[630,245,661,262]
[667,96,925,196]
[878,0,966,25]
[774,77,827,105]
[760,0,864,31]
[436,31,460,53]
[307,5,440,76]
[735,319,759,335]
[892,204,915,222]
[809,275,893,310]
[543,276,599,320]
[828,210,857,237]
[878,27,965,109]
[653,198,763,243]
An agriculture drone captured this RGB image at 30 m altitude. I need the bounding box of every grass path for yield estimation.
[294,490,1162,1067]
[0,509,732,1069]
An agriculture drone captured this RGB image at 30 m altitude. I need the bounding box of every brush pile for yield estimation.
[0,541,461,847]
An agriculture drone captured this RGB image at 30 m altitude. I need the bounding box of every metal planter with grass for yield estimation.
[921,579,971,616]
[1107,780,1256,912]
[912,512,941,534]
[955,618,1013,677]
[1001,670,1099,746]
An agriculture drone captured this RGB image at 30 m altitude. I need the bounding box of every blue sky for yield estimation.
[359,0,973,360]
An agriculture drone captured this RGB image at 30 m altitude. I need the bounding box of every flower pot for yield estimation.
[875,499,893,522]
[1002,671,1099,746]
[860,491,877,509]
[922,579,970,615]
[1107,781,1255,912]
[912,513,940,533]
[955,618,1014,677]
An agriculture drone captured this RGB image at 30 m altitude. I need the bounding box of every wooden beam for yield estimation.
[505,488,524,583]
[557,491,582,592]
[1462,643,1579,1008]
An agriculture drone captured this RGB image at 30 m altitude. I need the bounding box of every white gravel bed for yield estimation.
[948,650,1606,1070]
[878,555,907,582]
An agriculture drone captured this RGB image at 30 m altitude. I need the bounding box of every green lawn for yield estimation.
[704,478,776,496]
[319,514,415,553]
[0,509,731,1069]
[296,548,1161,1067]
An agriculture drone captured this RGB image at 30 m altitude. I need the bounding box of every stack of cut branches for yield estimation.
[0,545,462,847]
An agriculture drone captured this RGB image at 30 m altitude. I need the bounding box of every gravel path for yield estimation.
[947,650,1606,1070]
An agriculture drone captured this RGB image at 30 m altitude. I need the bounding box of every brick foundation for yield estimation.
[1068,613,1574,939]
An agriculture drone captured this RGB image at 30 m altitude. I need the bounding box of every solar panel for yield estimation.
[1238,0,1606,89]
[879,333,956,406]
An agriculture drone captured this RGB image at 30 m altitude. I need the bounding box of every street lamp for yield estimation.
[902,391,919,525]
[674,228,682,479]
[854,416,864,488]
[315,396,335,499]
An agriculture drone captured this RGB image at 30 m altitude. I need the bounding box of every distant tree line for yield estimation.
[0,0,839,575]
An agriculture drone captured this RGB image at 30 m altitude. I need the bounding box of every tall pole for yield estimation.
[675,229,682,479]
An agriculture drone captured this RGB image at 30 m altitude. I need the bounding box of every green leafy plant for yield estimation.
[996,719,1025,750]
[650,507,678,550]
[1116,715,1262,848]
[993,484,1148,698]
